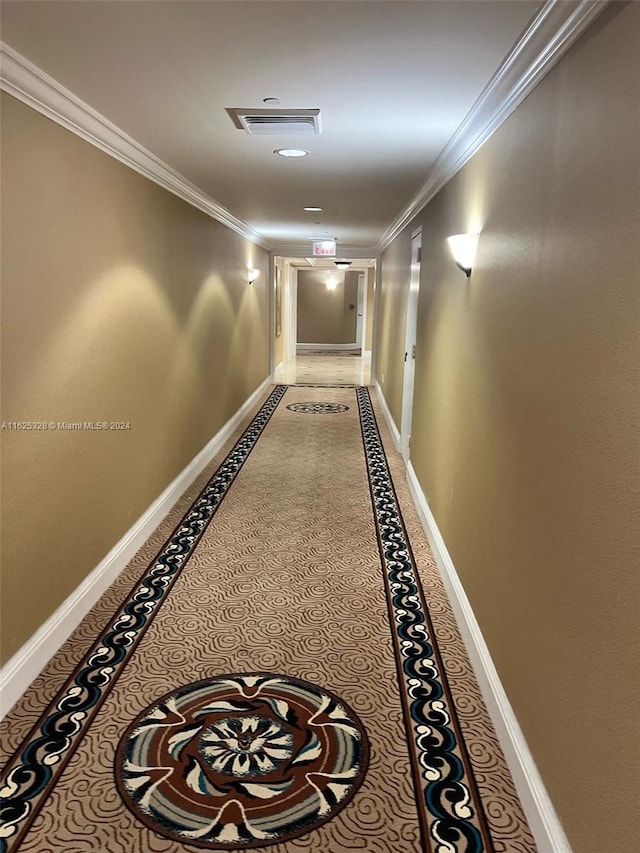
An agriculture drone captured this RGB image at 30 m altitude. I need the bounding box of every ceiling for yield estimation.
[0,0,541,254]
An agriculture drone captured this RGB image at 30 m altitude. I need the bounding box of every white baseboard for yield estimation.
[371,382,570,850]
[405,461,572,853]
[296,342,359,351]
[373,380,401,451]
[0,375,274,719]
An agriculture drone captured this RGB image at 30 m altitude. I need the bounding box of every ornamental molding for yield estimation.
[0,1,609,256]
[0,42,269,250]
[377,0,610,251]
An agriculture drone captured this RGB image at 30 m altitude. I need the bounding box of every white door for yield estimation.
[400,231,422,461]
[356,273,365,348]
[291,267,299,353]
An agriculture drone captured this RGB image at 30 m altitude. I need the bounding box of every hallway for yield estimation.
[1,2,638,852]
[275,354,371,388]
[0,381,533,851]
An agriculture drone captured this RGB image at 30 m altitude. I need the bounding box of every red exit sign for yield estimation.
[312,240,337,257]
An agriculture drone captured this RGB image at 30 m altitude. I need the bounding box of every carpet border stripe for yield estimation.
[357,386,495,853]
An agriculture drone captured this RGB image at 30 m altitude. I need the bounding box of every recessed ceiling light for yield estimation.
[274,148,308,158]
[304,207,323,211]
[263,97,282,105]
[334,261,351,269]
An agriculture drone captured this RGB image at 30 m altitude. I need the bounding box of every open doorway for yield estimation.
[296,267,360,355]
[272,256,376,385]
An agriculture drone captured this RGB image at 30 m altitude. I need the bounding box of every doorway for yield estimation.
[272,258,375,386]
[356,273,365,350]
[400,229,422,461]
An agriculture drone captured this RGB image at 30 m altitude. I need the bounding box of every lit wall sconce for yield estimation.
[447,233,479,278]
[247,268,260,285]
[325,278,338,291]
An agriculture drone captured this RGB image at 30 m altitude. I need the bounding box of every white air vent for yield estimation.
[228,108,321,136]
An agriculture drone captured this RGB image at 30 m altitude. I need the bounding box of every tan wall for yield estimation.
[0,93,271,662]
[296,269,357,344]
[375,5,640,851]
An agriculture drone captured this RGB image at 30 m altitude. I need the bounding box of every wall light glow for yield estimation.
[447,233,480,278]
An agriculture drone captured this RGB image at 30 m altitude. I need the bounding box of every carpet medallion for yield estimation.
[0,384,535,852]
[115,673,368,848]
[285,402,349,414]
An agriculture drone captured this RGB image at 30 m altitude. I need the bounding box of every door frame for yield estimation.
[355,272,365,349]
[400,228,422,461]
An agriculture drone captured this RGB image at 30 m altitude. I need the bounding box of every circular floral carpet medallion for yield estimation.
[115,673,369,848]
[286,402,349,414]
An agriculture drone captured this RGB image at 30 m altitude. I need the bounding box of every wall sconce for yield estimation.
[247,268,260,285]
[325,278,338,291]
[447,233,479,278]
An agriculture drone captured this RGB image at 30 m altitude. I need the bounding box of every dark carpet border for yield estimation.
[357,386,495,853]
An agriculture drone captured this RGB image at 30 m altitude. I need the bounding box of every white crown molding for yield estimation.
[0,42,270,250]
[0,2,608,263]
[269,244,324,258]
[377,0,610,251]
[0,375,274,718]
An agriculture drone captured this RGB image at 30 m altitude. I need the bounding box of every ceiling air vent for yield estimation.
[228,108,321,136]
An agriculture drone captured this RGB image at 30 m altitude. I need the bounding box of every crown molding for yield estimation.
[0,1,608,256]
[268,244,319,257]
[0,43,270,250]
[377,0,610,252]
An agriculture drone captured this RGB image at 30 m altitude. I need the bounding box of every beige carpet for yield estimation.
[0,385,536,852]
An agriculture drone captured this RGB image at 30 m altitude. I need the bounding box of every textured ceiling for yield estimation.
[1,0,540,251]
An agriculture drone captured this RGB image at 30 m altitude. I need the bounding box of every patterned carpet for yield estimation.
[0,386,536,852]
